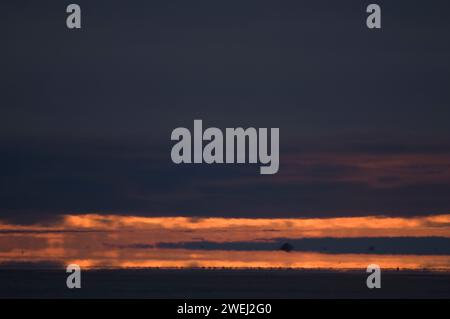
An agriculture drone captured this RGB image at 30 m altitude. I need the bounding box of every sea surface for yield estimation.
[0,268,449,298]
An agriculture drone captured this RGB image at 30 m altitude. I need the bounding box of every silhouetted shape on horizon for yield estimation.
[280,242,294,252]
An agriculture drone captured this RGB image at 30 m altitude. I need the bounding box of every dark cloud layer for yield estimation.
[1,1,450,222]
[156,237,450,255]
[1,139,449,223]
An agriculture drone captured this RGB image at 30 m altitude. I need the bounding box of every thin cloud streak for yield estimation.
[2,214,450,239]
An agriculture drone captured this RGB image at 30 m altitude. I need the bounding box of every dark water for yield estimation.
[1,269,449,299]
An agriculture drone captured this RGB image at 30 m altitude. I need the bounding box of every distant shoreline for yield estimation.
[2,266,450,273]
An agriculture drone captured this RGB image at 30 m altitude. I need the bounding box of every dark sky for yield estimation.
[1,0,450,223]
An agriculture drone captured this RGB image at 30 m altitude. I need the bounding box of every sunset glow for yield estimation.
[1,214,450,270]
